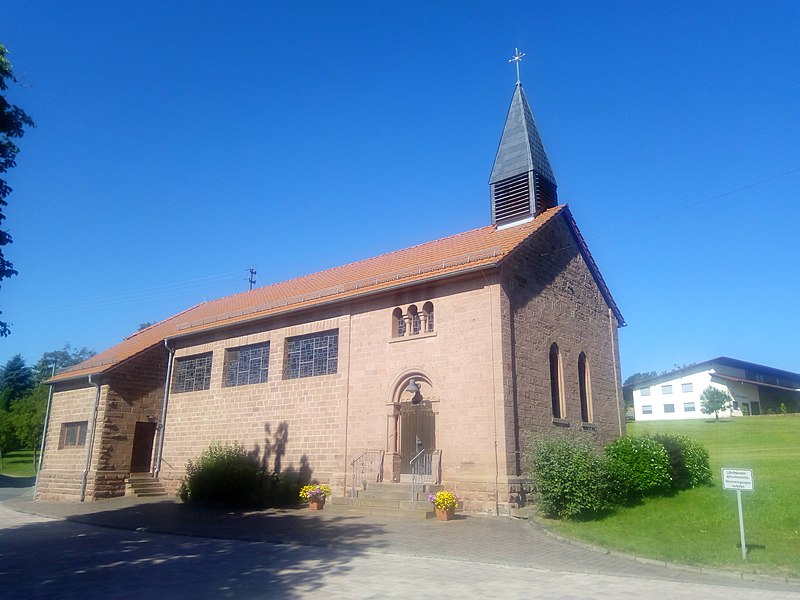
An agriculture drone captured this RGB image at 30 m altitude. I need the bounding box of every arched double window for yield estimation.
[578,352,593,423]
[549,343,565,419]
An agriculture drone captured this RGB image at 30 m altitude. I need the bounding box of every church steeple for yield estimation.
[490,53,558,226]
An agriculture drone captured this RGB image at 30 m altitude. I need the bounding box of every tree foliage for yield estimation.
[32,343,95,384]
[623,371,658,386]
[700,386,731,420]
[0,353,32,404]
[10,384,46,450]
[0,43,35,336]
[0,344,95,458]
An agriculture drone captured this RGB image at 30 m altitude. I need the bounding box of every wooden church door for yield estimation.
[399,401,436,475]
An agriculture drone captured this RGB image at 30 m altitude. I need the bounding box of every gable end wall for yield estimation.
[500,215,624,489]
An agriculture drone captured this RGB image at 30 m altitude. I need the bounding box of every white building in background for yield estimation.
[625,357,800,421]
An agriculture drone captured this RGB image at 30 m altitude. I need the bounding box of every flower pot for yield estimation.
[309,498,326,511]
[435,506,455,521]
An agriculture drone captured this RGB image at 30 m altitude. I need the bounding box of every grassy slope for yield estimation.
[540,415,800,578]
[0,450,37,477]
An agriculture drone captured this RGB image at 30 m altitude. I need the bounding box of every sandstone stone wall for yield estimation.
[500,213,625,486]
[36,379,102,501]
[37,346,169,501]
[157,314,349,494]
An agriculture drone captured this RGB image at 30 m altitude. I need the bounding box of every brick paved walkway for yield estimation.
[5,490,798,594]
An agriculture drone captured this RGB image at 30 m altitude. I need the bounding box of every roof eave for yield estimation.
[164,261,502,343]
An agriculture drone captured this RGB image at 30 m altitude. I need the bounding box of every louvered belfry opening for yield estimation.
[492,171,559,225]
[492,172,532,224]
[533,173,557,213]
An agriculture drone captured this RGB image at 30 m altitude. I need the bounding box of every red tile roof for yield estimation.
[51,205,621,383]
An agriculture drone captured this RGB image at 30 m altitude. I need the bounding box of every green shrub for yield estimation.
[524,432,610,520]
[604,436,671,503]
[651,433,712,490]
[178,442,276,508]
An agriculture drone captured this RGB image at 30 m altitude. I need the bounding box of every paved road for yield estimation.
[1,503,798,600]
[0,475,35,501]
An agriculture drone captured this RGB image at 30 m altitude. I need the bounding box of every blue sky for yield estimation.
[1,1,799,378]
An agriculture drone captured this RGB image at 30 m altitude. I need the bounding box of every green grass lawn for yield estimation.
[538,415,800,578]
[0,450,37,477]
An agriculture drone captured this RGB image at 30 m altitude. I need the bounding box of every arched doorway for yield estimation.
[387,372,438,482]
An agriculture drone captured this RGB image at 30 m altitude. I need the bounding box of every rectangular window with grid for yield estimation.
[664,403,675,413]
[172,352,213,393]
[642,405,652,415]
[662,384,673,394]
[640,387,651,396]
[61,421,88,448]
[224,342,270,387]
[684,402,696,412]
[285,330,338,379]
[681,382,693,393]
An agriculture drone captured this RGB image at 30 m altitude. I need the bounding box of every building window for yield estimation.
[408,305,422,335]
[224,342,270,387]
[285,330,339,379]
[578,352,593,422]
[662,384,673,395]
[681,382,693,393]
[392,307,406,337]
[684,402,696,412]
[642,405,652,415]
[422,301,434,333]
[61,421,88,448]
[172,352,213,393]
[549,343,565,419]
[664,404,675,413]
[640,387,651,396]
[392,303,435,338]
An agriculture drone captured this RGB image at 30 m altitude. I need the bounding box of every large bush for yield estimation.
[604,436,671,503]
[178,442,276,508]
[524,433,610,520]
[651,433,713,490]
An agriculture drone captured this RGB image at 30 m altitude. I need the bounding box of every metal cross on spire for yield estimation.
[508,48,525,85]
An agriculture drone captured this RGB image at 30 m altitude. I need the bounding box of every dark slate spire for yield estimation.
[489,83,558,226]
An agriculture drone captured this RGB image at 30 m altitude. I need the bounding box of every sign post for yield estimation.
[722,468,754,561]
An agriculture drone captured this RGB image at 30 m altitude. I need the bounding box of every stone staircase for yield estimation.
[327,482,443,520]
[125,473,168,498]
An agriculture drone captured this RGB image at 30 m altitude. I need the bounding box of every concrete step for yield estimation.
[126,474,168,497]
[357,489,432,501]
[364,482,443,494]
[335,497,433,511]
[324,501,435,520]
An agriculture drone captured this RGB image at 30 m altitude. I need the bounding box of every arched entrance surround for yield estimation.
[385,371,438,483]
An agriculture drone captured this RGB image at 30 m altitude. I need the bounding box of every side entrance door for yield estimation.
[130,421,158,473]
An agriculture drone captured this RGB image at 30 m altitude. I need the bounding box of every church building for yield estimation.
[38,72,626,513]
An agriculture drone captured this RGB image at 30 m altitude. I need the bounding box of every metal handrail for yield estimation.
[409,448,428,502]
[350,450,384,503]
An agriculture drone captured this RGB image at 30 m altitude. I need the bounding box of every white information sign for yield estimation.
[722,468,754,491]
[721,468,754,561]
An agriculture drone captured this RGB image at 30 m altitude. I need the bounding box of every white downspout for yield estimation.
[153,339,175,479]
[33,363,57,499]
[81,375,102,502]
[609,308,623,436]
